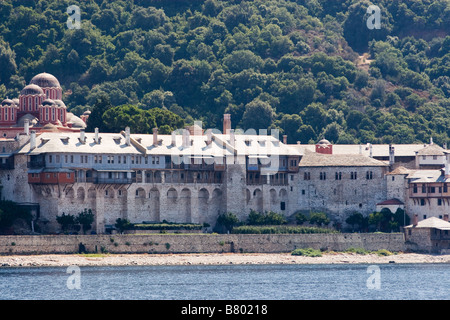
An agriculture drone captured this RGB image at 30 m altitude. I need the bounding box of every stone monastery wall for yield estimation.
[0,233,406,255]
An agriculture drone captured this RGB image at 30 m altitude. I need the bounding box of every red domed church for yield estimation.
[0,73,88,138]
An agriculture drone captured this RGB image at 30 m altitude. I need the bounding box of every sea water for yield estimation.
[0,263,448,300]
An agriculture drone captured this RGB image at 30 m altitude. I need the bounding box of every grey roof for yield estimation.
[405,217,450,230]
[30,73,61,88]
[406,169,449,183]
[298,150,388,167]
[416,144,446,156]
[292,143,443,158]
[18,132,141,155]
[20,84,44,96]
[16,130,301,160]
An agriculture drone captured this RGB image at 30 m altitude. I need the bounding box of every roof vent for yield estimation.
[113,136,122,144]
[60,136,70,144]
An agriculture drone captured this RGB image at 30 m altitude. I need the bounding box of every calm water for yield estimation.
[0,263,448,300]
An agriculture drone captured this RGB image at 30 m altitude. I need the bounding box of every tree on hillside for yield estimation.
[102,104,156,134]
[241,98,275,130]
[0,39,17,84]
[86,95,114,133]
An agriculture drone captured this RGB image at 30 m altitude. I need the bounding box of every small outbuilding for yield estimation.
[404,216,450,253]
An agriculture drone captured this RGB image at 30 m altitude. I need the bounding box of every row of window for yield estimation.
[413,184,449,194]
[305,171,374,180]
[0,107,15,122]
[47,154,162,165]
[418,198,447,206]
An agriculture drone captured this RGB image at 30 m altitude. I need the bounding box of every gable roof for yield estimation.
[298,150,389,167]
[405,217,450,230]
[416,144,446,156]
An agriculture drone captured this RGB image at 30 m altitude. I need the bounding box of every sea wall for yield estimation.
[0,233,406,255]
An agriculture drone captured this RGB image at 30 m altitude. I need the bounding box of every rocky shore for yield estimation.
[1,252,450,267]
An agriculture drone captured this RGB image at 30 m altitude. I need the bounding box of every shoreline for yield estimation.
[1,252,450,268]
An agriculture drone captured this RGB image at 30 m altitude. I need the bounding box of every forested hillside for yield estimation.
[0,0,449,144]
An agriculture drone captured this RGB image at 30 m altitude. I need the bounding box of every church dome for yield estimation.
[317,139,331,145]
[53,99,67,108]
[42,99,55,106]
[30,73,61,88]
[20,84,44,96]
[1,98,14,106]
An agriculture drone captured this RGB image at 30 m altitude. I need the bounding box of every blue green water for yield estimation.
[0,263,448,300]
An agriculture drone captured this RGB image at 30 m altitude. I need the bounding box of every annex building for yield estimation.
[1,73,449,234]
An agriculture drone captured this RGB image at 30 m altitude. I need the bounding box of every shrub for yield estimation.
[231,225,338,234]
[345,247,369,255]
[247,210,287,225]
[76,209,94,234]
[375,249,393,256]
[308,212,330,226]
[132,222,203,231]
[291,248,322,257]
[115,218,132,233]
[294,212,307,225]
[56,213,76,232]
[215,212,240,233]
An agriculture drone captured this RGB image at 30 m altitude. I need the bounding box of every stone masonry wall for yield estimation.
[0,233,406,255]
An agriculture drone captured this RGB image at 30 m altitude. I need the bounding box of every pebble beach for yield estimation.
[1,252,450,267]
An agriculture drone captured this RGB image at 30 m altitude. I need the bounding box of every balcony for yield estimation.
[86,177,136,184]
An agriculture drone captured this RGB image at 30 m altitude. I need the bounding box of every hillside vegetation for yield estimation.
[0,0,449,145]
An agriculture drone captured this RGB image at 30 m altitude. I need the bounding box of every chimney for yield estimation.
[182,128,189,148]
[369,143,373,158]
[125,127,130,146]
[153,128,158,146]
[389,144,395,166]
[430,137,433,145]
[94,128,99,144]
[283,135,287,144]
[359,144,362,155]
[412,214,418,227]
[443,214,449,222]
[445,153,450,178]
[24,119,30,135]
[194,120,202,136]
[223,114,231,135]
[171,131,176,147]
[79,129,86,144]
[30,131,36,150]
[415,151,419,169]
[206,129,212,145]
[229,129,235,148]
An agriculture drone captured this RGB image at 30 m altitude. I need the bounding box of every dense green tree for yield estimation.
[0,39,17,84]
[0,0,448,147]
[86,95,114,133]
[241,98,275,130]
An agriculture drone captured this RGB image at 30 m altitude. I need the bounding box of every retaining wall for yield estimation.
[0,233,406,255]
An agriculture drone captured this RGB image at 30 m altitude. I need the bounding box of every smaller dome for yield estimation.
[30,73,61,88]
[1,98,14,106]
[42,99,55,106]
[42,123,58,131]
[318,139,331,145]
[20,84,44,96]
[83,110,91,115]
[66,112,86,129]
[12,98,19,105]
[53,99,67,108]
